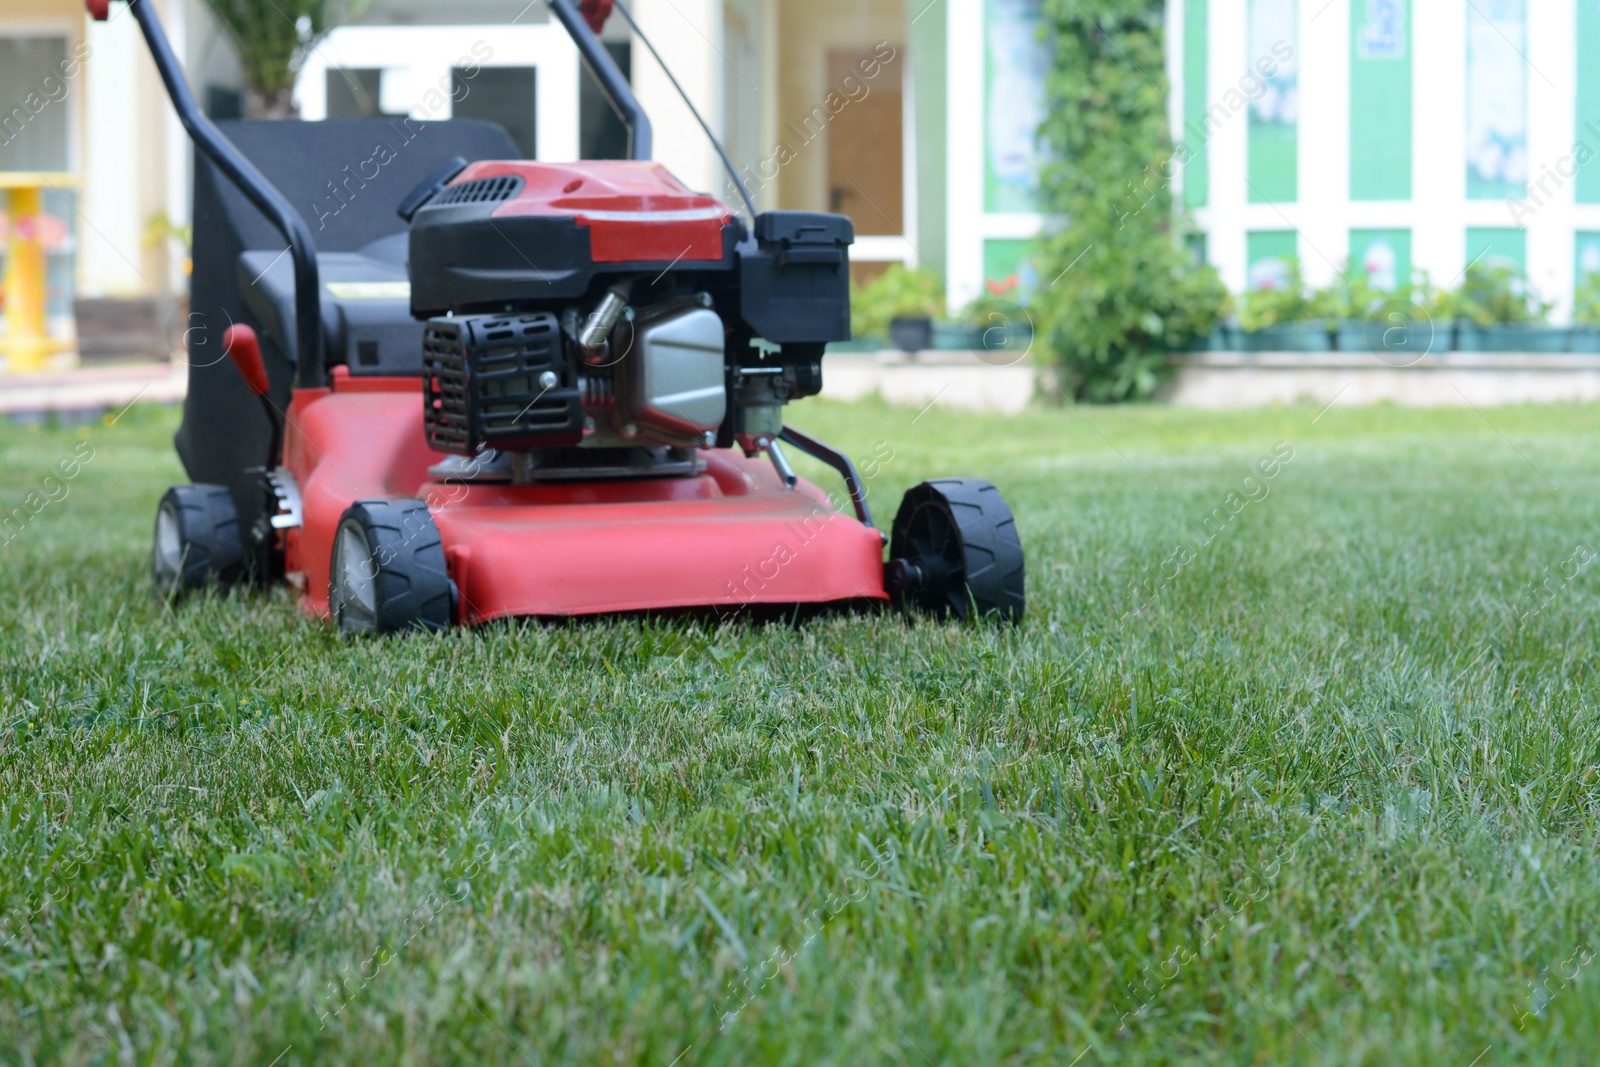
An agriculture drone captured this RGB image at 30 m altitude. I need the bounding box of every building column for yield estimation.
[630,0,726,195]
[1411,0,1466,289]
[944,0,984,308]
[1526,0,1576,319]
[1298,0,1348,287]
[81,6,148,297]
[1207,0,1248,292]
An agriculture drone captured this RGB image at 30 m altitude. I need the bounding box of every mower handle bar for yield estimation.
[547,0,652,160]
[106,0,326,391]
[108,0,649,391]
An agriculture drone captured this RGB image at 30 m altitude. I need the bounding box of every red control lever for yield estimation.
[223,325,271,396]
[87,0,110,21]
[579,0,614,33]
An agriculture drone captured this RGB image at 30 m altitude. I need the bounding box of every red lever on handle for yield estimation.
[223,325,271,396]
[578,0,614,33]
[87,0,110,21]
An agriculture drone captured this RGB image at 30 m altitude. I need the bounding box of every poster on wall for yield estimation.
[1247,0,1298,204]
[1466,0,1527,200]
[984,0,1048,213]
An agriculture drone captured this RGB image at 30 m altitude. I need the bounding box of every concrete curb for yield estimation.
[821,351,1036,414]
[0,362,188,416]
[1160,351,1600,407]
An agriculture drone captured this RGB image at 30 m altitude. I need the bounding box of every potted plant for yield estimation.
[1330,271,1443,359]
[1450,263,1562,352]
[849,265,945,354]
[1332,271,1382,353]
[200,0,370,117]
[1572,272,1600,352]
[1238,257,1336,352]
[1179,290,1237,351]
[950,293,1036,353]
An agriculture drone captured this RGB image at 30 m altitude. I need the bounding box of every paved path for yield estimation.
[0,362,187,416]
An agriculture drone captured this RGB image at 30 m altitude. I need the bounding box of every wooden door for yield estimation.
[825,49,903,235]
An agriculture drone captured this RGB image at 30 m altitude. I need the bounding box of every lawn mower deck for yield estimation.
[280,370,887,623]
[117,0,1025,633]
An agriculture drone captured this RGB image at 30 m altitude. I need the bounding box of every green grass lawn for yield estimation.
[5,395,1600,1065]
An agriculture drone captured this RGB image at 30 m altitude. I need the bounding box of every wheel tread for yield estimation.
[331,498,452,635]
[153,484,244,596]
[889,478,1025,622]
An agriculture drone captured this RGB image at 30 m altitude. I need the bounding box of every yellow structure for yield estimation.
[0,172,76,373]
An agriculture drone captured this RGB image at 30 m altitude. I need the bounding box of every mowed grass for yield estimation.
[4,394,1600,1066]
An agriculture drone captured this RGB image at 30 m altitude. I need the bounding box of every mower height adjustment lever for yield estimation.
[765,437,798,490]
[778,425,875,529]
[223,324,283,469]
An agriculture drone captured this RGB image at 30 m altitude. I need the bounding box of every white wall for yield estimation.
[81,3,147,297]
[296,24,579,163]
[628,0,727,194]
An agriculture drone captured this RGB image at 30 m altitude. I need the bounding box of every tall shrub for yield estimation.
[1031,0,1227,402]
[201,0,368,117]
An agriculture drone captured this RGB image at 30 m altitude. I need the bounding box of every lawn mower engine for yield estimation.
[407,160,839,483]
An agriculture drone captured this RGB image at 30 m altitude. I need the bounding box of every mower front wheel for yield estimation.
[153,484,245,598]
[329,499,453,635]
[886,479,1025,623]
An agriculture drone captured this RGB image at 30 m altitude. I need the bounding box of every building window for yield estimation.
[1247,0,1298,205]
[1183,0,1209,209]
[1467,227,1526,273]
[0,36,76,323]
[0,36,70,171]
[1577,3,1600,203]
[1466,0,1527,201]
[1350,0,1411,202]
[326,69,408,119]
[579,42,632,160]
[452,67,538,160]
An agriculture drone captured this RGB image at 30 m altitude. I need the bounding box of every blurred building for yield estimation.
[1179,0,1594,320]
[0,0,1022,355]
[2,0,1592,351]
[241,0,1044,312]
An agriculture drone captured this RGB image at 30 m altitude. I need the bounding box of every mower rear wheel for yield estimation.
[329,499,453,635]
[887,479,1025,623]
[153,484,245,597]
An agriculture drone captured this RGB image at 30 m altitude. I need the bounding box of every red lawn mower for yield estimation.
[110,0,1024,632]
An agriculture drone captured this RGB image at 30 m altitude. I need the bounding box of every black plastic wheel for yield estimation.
[329,499,453,635]
[887,479,1025,622]
[153,484,245,597]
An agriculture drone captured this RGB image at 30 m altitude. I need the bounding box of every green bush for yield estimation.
[1575,272,1600,328]
[1030,0,1227,402]
[201,0,370,116]
[1238,258,1340,331]
[1332,269,1387,322]
[1444,263,1552,326]
[1255,264,1360,329]
[849,265,946,340]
